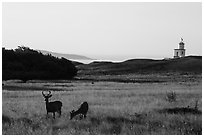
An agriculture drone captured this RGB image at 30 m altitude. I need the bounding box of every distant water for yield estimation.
[70,57,164,64]
[70,59,94,64]
[70,59,124,64]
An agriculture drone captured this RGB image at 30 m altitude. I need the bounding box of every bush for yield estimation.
[166,91,177,102]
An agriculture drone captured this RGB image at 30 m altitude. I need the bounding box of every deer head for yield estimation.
[70,110,76,120]
[42,91,52,102]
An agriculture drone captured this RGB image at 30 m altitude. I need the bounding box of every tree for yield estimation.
[2,47,78,82]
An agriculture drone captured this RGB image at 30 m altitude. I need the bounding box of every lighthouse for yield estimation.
[174,38,186,58]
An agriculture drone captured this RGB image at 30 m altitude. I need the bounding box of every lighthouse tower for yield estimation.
[174,38,186,58]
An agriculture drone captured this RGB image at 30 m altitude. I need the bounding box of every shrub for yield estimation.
[166,91,177,102]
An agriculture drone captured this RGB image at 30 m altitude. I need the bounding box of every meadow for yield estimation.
[2,76,202,135]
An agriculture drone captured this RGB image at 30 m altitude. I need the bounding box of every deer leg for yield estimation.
[53,112,55,119]
[58,110,61,117]
[46,112,49,119]
[80,115,83,120]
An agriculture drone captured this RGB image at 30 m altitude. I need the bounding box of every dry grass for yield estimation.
[2,78,202,135]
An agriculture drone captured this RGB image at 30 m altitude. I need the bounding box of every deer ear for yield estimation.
[48,94,52,98]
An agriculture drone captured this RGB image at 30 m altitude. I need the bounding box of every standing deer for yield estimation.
[42,91,62,119]
[70,101,89,120]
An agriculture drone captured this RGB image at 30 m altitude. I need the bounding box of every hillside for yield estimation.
[39,50,93,60]
[77,56,202,76]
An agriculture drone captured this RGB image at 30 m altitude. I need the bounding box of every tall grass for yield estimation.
[2,79,202,135]
[2,110,201,135]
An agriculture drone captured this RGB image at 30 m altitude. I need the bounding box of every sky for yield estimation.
[2,2,202,61]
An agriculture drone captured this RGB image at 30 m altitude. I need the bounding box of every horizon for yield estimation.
[2,2,202,61]
[2,46,202,63]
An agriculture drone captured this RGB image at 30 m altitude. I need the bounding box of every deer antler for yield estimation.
[42,91,46,97]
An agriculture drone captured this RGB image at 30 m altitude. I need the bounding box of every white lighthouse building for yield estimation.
[174,38,186,58]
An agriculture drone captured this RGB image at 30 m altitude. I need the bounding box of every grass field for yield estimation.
[2,76,202,135]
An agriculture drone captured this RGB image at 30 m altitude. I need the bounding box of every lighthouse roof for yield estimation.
[179,41,184,45]
[179,38,185,45]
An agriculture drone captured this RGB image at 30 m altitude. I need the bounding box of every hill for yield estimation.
[77,56,202,76]
[38,50,93,60]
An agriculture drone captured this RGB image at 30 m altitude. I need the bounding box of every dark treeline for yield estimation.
[2,46,77,82]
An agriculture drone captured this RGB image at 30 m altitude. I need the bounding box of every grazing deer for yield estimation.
[70,101,89,120]
[42,91,62,119]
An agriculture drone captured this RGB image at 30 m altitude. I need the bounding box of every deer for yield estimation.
[42,91,62,119]
[70,101,89,120]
